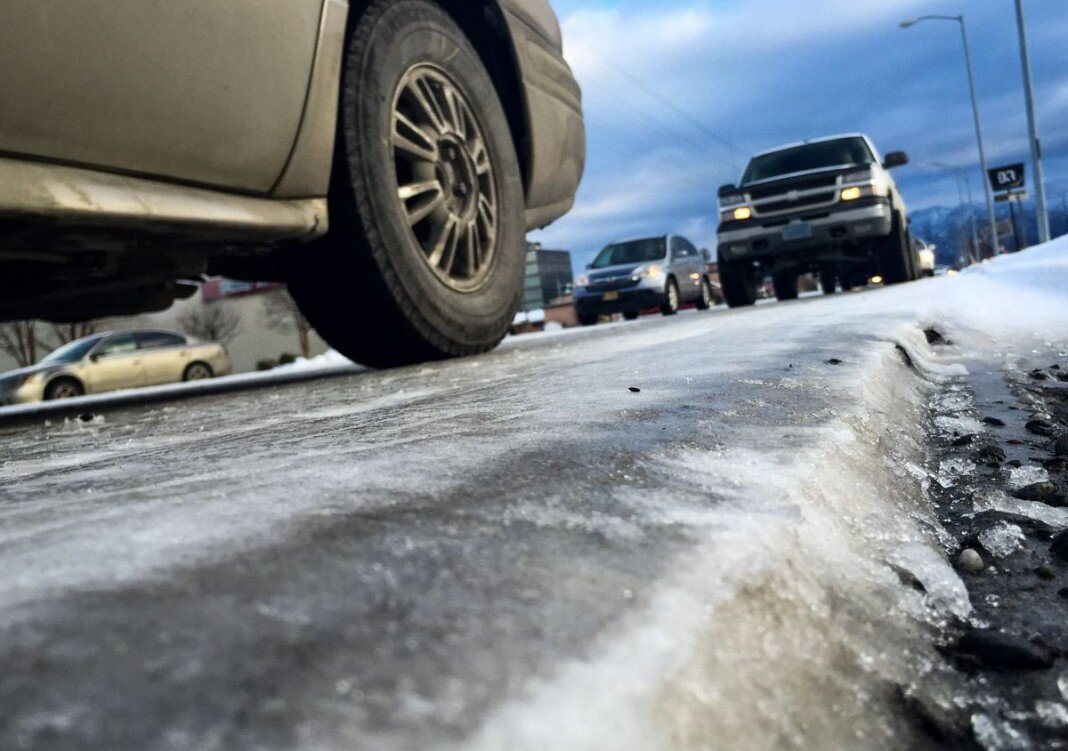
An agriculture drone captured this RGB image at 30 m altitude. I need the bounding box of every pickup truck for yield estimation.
[715,134,918,306]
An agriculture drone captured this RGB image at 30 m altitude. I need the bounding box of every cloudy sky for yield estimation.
[529,0,1068,265]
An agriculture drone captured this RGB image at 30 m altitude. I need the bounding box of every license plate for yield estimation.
[602,291,620,301]
[782,222,812,241]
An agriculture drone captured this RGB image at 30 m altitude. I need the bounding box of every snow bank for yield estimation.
[932,238,1068,344]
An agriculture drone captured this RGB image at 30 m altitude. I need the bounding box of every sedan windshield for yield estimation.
[742,137,875,185]
[39,336,104,364]
[590,238,665,269]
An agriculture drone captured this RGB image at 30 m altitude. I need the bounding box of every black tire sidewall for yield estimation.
[337,0,525,352]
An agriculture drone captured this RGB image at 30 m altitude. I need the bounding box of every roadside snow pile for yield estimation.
[271,349,354,373]
[934,237,1068,342]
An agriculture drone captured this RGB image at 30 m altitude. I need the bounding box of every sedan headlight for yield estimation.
[576,274,590,287]
[632,264,663,280]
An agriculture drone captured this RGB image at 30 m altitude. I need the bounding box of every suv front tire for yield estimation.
[288,0,526,368]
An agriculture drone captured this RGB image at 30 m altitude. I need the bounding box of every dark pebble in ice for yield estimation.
[1057,373,1068,383]
[983,417,1006,427]
[954,629,1053,671]
[628,387,641,393]
[78,413,95,423]
[1035,565,1057,580]
[1026,419,1056,438]
[1059,587,1068,599]
[1005,459,1023,468]
[1055,439,1068,458]
[1031,370,1050,381]
[1014,482,1057,502]
[1047,495,1068,509]
[972,446,1006,465]
[952,434,976,447]
[826,358,843,365]
[1052,531,1068,562]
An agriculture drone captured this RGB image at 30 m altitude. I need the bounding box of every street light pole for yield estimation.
[1014,0,1050,245]
[902,15,1001,256]
[931,162,981,263]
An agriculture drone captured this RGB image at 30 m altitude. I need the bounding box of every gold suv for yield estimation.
[0,331,232,404]
[0,0,585,367]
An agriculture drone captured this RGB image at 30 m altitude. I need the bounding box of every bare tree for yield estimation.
[0,321,49,368]
[51,321,99,346]
[263,288,313,359]
[177,302,242,344]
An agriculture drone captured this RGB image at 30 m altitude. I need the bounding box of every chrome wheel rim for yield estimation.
[668,283,679,311]
[186,365,210,381]
[391,64,499,292]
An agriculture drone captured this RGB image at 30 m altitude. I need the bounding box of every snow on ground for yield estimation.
[0,239,1066,750]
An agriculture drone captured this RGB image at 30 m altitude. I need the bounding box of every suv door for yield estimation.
[86,333,145,393]
[671,237,702,300]
[0,1,323,193]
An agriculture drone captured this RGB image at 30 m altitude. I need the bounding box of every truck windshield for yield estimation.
[590,238,665,269]
[741,137,874,185]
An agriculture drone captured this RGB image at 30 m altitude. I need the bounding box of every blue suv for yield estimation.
[573,235,713,325]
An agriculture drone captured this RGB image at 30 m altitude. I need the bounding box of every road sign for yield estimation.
[995,191,1029,203]
[988,163,1025,192]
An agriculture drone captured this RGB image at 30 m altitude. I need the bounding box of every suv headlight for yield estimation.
[632,264,663,280]
[576,274,590,287]
[842,169,873,183]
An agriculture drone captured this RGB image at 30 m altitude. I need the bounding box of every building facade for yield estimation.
[522,243,574,312]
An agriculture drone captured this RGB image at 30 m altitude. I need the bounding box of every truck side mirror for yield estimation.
[883,151,909,169]
[717,183,738,198]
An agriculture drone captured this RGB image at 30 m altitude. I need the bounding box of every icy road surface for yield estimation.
[1,244,1066,750]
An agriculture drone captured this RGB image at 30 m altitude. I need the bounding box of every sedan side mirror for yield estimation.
[883,151,909,169]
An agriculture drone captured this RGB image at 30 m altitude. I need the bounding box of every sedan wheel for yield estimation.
[45,378,83,401]
[183,363,213,382]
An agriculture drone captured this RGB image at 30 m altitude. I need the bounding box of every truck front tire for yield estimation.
[773,272,798,301]
[720,261,756,308]
[876,214,913,285]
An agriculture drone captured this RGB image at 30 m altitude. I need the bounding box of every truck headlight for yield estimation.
[719,193,746,208]
[841,186,863,201]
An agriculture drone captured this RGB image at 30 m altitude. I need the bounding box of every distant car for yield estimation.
[0,330,231,405]
[914,238,936,277]
[572,235,713,325]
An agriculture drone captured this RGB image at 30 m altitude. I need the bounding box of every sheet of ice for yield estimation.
[1007,465,1050,491]
[973,489,1068,530]
[978,522,1026,559]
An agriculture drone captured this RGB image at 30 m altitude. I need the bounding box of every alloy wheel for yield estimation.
[391,64,499,293]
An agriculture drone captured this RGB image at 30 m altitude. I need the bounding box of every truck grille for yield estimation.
[747,174,839,200]
[758,191,837,214]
